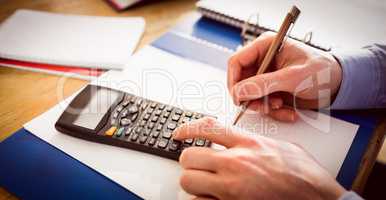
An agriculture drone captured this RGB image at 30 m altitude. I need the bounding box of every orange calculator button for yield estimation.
[105,126,117,136]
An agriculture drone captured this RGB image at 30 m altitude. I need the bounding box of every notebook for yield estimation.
[0,9,145,70]
[197,0,386,51]
[0,58,106,80]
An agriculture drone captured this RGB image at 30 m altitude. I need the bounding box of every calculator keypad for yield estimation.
[105,94,212,160]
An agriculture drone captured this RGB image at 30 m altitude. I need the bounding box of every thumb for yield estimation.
[231,67,298,105]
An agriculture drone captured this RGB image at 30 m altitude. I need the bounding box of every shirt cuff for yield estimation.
[338,191,364,200]
[331,48,381,109]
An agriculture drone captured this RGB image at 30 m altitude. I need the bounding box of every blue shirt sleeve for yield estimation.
[331,44,386,109]
[338,191,364,200]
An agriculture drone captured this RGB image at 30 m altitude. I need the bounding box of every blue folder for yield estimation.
[0,13,381,199]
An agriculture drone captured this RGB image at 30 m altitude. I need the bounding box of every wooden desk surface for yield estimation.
[0,0,384,199]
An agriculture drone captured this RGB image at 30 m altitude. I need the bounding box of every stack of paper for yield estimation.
[0,9,145,79]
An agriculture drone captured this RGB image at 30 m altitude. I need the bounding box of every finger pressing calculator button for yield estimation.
[105,126,117,136]
[157,138,168,149]
[120,118,131,126]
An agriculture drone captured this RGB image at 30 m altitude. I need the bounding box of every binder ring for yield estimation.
[303,31,313,44]
[241,13,260,45]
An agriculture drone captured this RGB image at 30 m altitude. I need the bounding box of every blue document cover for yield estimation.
[0,12,381,199]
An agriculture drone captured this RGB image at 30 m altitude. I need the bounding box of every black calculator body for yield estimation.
[55,85,212,160]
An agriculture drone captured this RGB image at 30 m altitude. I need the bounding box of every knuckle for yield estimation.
[200,117,217,128]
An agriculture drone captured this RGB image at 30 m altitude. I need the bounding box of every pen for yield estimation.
[232,6,301,125]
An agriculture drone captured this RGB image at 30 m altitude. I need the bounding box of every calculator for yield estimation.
[55,84,212,160]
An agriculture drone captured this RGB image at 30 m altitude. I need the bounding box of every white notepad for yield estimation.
[0,9,145,69]
[24,46,359,199]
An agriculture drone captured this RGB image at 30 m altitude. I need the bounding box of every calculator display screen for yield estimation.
[73,87,120,130]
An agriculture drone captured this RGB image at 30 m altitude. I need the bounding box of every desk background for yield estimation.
[0,0,384,199]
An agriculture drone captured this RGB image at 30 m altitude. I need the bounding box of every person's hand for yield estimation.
[173,117,346,200]
[228,32,342,122]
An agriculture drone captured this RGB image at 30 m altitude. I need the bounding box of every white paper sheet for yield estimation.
[25,46,359,199]
[0,9,145,69]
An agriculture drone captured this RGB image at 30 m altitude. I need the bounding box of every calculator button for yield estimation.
[159,117,167,124]
[169,140,181,151]
[128,105,139,114]
[139,135,148,144]
[166,106,173,112]
[116,105,124,112]
[156,124,163,131]
[115,127,125,137]
[122,99,131,107]
[147,122,155,129]
[110,118,118,125]
[162,130,172,139]
[113,111,119,119]
[148,138,156,146]
[171,114,181,121]
[130,133,139,141]
[105,126,117,136]
[184,112,192,117]
[194,114,203,119]
[163,112,170,118]
[120,118,131,126]
[167,122,177,130]
[136,99,143,105]
[131,113,138,121]
[151,130,160,138]
[151,116,159,122]
[182,117,191,123]
[141,102,148,110]
[135,127,143,134]
[158,104,166,110]
[130,97,136,103]
[147,108,154,114]
[150,102,157,108]
[154,110,162,116]
[184,138,193,145]
[143,113,151,120]
[144,129,151,136]
[157,139,168,149]
[125,127,133,136]
[121,109,128,117]
[175,109,183,115]
[195,138,205,146]
[139,120,147,127]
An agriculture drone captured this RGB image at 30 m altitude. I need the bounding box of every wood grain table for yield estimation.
[0,0,384,199]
